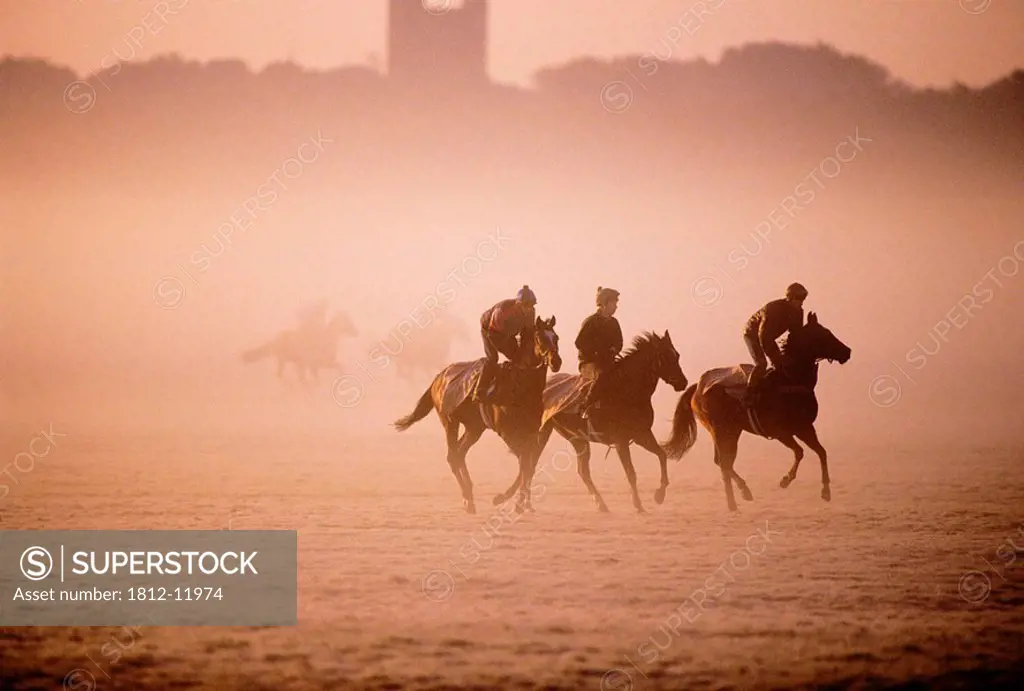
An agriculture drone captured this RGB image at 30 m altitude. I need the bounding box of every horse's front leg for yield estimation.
[493,468,523,507]
[776,433,804,489]
[513,438,541,514]
[515,450,536,514]
[795,425,830,502]
[614,441,645,513]
[633,428,669,505]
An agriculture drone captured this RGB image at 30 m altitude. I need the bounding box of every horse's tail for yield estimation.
[240,341,276,363]
[662,384,699,460]
[393,387,434,432]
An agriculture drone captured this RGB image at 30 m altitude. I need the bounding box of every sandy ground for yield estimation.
[1,426,1023,690]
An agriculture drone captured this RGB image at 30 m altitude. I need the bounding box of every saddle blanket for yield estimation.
[700,365,755,401]
[540,373,593,428]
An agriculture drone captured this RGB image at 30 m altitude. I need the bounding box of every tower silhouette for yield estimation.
[387,0,488,87]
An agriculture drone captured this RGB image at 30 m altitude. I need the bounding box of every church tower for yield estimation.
[388,0,488,87]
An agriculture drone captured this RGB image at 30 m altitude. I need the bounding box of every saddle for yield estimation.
[704,366,811,439]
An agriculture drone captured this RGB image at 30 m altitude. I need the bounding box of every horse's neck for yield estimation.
[512,359,548,402]
[787,356,819,389]
[608,352,658,399]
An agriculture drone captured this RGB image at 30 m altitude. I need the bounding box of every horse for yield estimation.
[513,331,689,514]
[240,311,359,384]
[661,312,851,512]
[392,316,562,514]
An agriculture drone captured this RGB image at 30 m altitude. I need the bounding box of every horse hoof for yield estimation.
[780,476,792,489]
[741,488,754,502]
[653,487,666,505]
[635,506,647,514]
[491,495,504,506]
[465,503,476,515]
[822,486,831,502]
[597,504,610,513]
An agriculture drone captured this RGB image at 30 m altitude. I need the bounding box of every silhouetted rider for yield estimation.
[576,286,623,418]
[743,283,807,406]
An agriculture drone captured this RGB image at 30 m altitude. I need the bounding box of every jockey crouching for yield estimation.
[471,285,537,403]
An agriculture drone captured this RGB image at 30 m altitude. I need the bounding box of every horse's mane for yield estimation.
[779,321,819,358]
[618,331,661,361]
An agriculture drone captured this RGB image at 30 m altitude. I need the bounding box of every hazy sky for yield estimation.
[2,0,1022,88]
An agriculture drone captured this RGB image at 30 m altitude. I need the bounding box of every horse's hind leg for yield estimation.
[729,463,754,503]
[564,426,608,513]
[716,438,753,503]
[455,423,486,513]
[794,425,830,502]
[713,431,741,512]
[776,434,805,489]
[444,422,471,511]
[493,468,523,507]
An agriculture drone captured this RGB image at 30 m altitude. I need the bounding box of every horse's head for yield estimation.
[622,331,688,391]
[527,315,562,373]
[325,311,359,339]
[652,330,688,391]
[784,312,851,365]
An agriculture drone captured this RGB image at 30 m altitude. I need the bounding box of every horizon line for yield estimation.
[4,39,1022,93]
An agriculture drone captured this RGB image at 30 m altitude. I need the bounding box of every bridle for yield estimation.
[513,328,557,371]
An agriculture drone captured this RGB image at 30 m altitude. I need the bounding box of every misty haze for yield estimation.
[1,1,1023,689]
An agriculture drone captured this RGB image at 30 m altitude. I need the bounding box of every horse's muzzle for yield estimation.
[672,375,689,392]
[550,354,563,373]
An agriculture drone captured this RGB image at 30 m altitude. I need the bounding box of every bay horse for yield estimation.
[661,312,851,511]
[393,316,562,514]
[240,311,358,384]
[508,331,688,513]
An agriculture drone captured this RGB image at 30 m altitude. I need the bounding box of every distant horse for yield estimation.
[661,312,851,512]
[240,311,359,383]
[393,312,472,385]
[514,331,688,513]
[393,316,562,514]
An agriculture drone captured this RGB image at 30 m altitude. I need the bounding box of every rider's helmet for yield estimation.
[516,285,537,306]
[785,282,808,300]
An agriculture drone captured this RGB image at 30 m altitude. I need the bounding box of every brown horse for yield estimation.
[241,311,359,384]
[505,331,688,513]
[661,312,851,511]
[393,316,562,514]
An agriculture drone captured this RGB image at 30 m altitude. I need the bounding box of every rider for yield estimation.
[471,285,538,402]
[743,282,807,406]
[576,286,623,418]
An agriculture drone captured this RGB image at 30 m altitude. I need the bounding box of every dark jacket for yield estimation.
[744,299,803,359]
[575,312,623,370]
